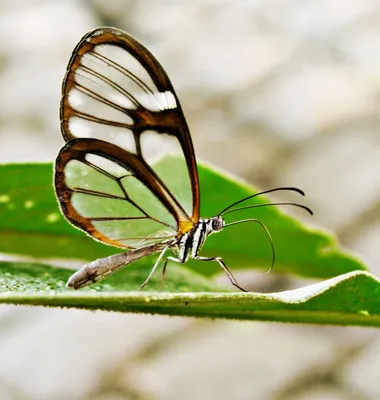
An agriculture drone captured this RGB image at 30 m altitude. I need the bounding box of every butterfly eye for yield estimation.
[211,217,224,231]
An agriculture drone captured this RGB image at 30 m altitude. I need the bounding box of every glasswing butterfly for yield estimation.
[54,27,312,292]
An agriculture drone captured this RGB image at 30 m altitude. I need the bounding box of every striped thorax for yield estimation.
[176,216,225,263]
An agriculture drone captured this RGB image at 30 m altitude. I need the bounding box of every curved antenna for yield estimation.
[222,202,313,216]
[218,187,305,216]
[225,218,275,274]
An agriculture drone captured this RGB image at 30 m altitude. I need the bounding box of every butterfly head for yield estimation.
[209,216,225,232]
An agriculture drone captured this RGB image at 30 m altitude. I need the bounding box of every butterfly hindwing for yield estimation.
[55,137,195,248]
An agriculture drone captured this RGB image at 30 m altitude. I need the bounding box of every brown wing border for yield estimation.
[55,138,196,248]
[60,27,200,222]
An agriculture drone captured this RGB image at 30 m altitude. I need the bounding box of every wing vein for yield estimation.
[71,174,176,231]
[89,216,148,221]
[114,235,174,240]
[70,187,126,200]
[74,80,131,115]
[83,160,118,180]
[115,178,151,219]
[90,50,154,97]
[77,65,140,109]
[68,110,133,129]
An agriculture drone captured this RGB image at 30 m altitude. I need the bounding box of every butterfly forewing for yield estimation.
[60,27,200,225]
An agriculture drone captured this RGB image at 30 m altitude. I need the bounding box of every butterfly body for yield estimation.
[67,216,227,291]
[173,217,225,263]
[56,27,311,292]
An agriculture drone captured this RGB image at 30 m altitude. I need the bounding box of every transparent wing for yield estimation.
[54,138,194,249]
[60,27,200,222]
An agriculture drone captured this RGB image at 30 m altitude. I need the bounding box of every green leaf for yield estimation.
[0,160,365,280]
[0,260,222,293]
[0,160,376,326]
[0,261,379,326]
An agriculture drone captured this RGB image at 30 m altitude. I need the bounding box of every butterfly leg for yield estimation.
[194,256,248,292]
[138,245,171,291]
[160,256,181,290]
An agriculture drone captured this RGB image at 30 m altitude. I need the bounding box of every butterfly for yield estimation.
[54,27,312,292]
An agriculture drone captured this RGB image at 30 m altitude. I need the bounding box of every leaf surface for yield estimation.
[0,262,378,326]
[0,161,366,279]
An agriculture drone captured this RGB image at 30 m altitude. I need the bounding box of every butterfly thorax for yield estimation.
[174,217,225,263]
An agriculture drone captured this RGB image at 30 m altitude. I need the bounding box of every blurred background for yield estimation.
[1,0,380,399]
